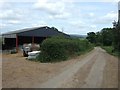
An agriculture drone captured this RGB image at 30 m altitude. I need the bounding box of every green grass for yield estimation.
[101,46,119,56]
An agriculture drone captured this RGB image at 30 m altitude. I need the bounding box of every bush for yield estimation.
[37,36,93,62]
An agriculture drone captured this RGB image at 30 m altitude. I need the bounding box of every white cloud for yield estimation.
[8,20,21,24]
[0,1,118,35]
[31,21,48,27]
[49,12,70,19]
[103,11,117,20]
[89,13,95,17]
[34,0,65,15]
[68,20,99,34]
[69,20,87,29]
[46,0,119,2]
[69,20,98,30]
[0,23,7,29]
[0,0,6,8]
[0,8,26,29]
[0,0,38,3]
[0,10,22,30]
[81,12,95,19]
[0,0,119,3]
[93,11,117,24]
[1,8,24,20]
[34,0,71,19]
[0,10,11,18]
[90,25,97,28]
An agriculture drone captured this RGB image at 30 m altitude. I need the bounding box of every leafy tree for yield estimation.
[95,32,102,46]
[101,28,114,46]
[86,32,96,44]
[113,23,120,51]
[86,28,114,46]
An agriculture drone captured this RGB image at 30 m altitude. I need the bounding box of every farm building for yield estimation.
[2,26,69,51]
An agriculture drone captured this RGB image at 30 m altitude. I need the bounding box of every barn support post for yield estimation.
[32,36,34,44]
[16,35,18,52]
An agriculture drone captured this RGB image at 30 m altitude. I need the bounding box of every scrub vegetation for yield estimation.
[86,26,120,57]
[37,36,93,62]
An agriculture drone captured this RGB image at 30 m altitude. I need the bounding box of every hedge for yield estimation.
[37,36,93,62]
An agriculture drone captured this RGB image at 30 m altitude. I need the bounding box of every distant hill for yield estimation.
[69,34,87,38]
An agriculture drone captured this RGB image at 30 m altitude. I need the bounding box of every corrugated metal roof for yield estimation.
[2,26,47,35]
[2,26,69,38]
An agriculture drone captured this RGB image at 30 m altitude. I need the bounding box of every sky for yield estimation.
[0,0,119,35]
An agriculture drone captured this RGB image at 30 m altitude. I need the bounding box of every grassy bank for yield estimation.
[101,46,119,56]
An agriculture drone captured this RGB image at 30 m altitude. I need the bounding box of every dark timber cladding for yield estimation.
[2,26,69,51]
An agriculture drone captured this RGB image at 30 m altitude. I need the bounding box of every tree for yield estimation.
[86,32,96,44]
[95,32,102,46]
[86,28,114,46]
[113,23,120,51]
[101,28,114,46]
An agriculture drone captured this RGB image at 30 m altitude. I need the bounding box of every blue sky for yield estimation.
[0,0,119,35]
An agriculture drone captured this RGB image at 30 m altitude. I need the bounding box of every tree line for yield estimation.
[86,25,120,53]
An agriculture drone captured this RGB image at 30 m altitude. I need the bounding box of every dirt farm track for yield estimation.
[2,47,118,88]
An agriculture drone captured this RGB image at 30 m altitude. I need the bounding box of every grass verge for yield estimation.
[101,46,119,56]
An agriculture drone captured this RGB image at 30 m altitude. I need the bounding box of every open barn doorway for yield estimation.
[18,36,46,45]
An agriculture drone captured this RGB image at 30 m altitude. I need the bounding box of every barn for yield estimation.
[2,26,69,51]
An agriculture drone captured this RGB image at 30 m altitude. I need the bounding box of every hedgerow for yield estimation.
[37,36,93,62]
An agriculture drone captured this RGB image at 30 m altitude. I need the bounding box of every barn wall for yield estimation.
[2,38,16,50]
